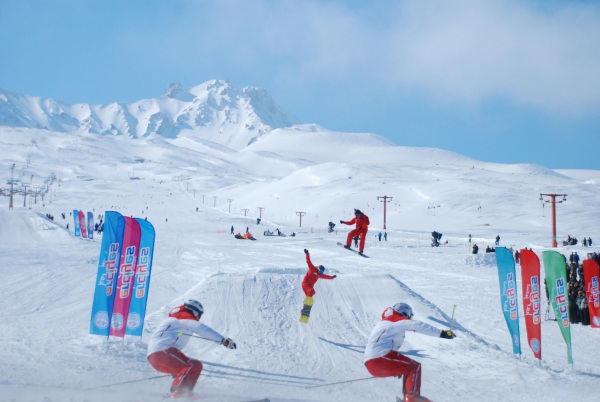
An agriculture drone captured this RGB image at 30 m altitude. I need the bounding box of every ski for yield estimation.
[337,242,369,258]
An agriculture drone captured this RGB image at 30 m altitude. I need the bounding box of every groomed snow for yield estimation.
[1,126,599,402]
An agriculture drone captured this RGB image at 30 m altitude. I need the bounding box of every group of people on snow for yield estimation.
[147,207,456,401]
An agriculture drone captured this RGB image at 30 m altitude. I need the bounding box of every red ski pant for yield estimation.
[302,283,316,297]
[346,229,367,252]
[148,348,203,393]
[365,351,421,396]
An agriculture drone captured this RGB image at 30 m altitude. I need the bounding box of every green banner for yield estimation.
[542,251,573,364]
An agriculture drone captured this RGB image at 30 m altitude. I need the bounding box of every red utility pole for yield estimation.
[377,195,393,230]
[540,193,567,248]
[296,212,306,227]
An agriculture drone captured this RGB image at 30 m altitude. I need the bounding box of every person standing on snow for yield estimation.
[340,208,370,255]
[147,300,237,400]
[363,303,455,402]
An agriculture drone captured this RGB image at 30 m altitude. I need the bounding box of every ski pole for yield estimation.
[178,331,221,343]
[305,376,377,389]
[83,374,172,391]
[450,304,457,331]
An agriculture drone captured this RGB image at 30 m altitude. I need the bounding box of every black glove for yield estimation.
[333,275,337,278]
[440,330,455,339]
[339,220,344,224]
[304,248,309,254]
[221,338,237,349]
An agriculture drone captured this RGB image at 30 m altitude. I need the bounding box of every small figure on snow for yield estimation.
[147,300,236,400]
[300,248,336,323]
[363,303,456,402]
[340,209,370,255]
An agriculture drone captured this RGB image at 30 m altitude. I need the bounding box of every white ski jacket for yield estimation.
[147,315,224,356]
[363,311,441,362]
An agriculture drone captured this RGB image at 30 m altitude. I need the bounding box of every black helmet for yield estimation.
[354,209,361,215]
[318,265,325,273]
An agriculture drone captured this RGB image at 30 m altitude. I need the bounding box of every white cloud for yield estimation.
[118,0,600,115]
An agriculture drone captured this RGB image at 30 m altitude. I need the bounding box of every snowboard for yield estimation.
[299,296,314,323]
[337,242,369,258]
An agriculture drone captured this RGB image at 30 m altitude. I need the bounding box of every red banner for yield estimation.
[78,210,87,239]
[110,217,142,338]
[583,259,600,328]
[520,249,542,360]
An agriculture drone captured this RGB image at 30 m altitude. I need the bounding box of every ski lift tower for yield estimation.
[539,193,567,248]
[377,195,393,230]
[8,163,15,209]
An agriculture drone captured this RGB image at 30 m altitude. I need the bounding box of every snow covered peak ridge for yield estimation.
[0,80,299,150]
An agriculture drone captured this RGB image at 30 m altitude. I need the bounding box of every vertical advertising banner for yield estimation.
[583,259,600,328]
[78,210,87,239]
[90,211,126,336]
[126,218,156,336]
[495,247,522,356]
[73,209,81,237]
[543,251,573,364]
[87,211,94,240]
[110,217,142,338]
[519,249,542,360]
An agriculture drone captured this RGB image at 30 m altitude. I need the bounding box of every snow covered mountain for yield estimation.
[1,81,600,402]
[0,80,299,150]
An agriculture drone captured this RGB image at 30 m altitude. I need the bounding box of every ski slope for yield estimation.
[1,126,600,401]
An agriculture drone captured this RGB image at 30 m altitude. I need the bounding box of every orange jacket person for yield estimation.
[341,209,370,255]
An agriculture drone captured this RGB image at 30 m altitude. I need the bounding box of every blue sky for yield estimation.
[1,0,599,169]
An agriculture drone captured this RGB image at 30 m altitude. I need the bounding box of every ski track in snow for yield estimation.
[1,130,600,401]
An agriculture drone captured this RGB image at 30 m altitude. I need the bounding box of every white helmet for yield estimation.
[393,303,413,318]
[184,299,204,319]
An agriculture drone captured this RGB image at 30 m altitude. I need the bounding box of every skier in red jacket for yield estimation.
[341,209,370,254]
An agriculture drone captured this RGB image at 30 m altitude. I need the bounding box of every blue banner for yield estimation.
[87,211,94,240]
[73,209,81,237]
[126,219,156,336]
[495,247,522,356]
[89,211,125,336]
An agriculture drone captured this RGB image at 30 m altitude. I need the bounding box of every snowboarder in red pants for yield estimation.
[340,209,370,255]
[300,248,336,323]
[147,300,237,400]
[363,303,455,402]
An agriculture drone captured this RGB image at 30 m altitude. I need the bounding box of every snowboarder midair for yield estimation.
[147,300,237,400]
[300,249,336,323]
[340,209,370,255]
[302,248,336,298]
[363,303,455,402]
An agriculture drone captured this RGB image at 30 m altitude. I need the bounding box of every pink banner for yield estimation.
[78,210,87,239]
[583,259,600,328]
[110,217,142,338]
[520,249,542,360]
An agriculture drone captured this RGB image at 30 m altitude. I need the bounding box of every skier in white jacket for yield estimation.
[363,303,455,402]
[147,300,236,400]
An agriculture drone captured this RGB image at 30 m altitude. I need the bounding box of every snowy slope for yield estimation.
[1,110,600,402]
